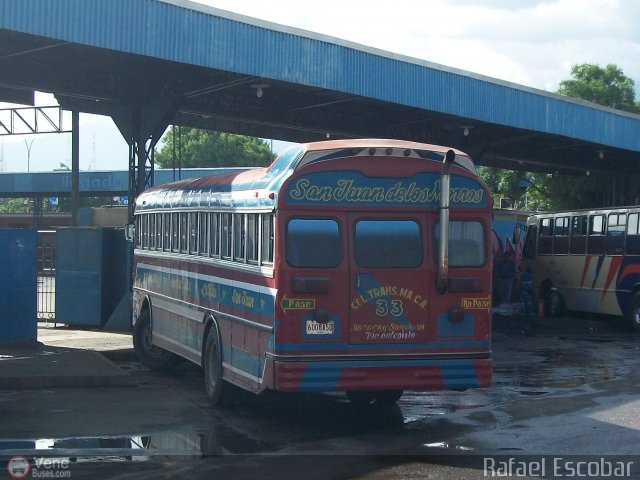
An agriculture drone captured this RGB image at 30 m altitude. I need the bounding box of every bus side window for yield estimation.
[606,213,626,255]
[627,213,640,255]
[171,212,179,253]
[155,213,163,250]
[538,218,553,255]
[554,217,569,254]
[588,215,605,254]
[522,224,537,259]
[570,215,587,254]
[261,214,274,265]
[135,215,143,248]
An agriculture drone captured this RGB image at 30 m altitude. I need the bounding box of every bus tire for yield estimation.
[203,322,236,406]
[133,308,180,371]
[373,390,403,405]
[628,292,640,331]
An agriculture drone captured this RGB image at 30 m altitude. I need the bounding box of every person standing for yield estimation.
[519,266,535,316]
[497,251,516,305]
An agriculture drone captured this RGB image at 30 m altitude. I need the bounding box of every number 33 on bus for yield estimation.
[130,139,493,406]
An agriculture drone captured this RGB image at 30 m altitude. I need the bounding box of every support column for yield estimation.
[127,131,155,223]
[110,101,177,223]
[71,110,80,226]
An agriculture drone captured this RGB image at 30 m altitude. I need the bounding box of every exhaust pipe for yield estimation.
[437,149,456,294]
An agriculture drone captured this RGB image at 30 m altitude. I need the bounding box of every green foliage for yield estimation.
[477,167,552,211]
[558,64,640,113]
[0,196,120,215]
[0,198,28,214]
[544,174,610,210]
[155,128,276,168]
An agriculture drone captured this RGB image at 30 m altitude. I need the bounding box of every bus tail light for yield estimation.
[448,277,484,293]
[292,277,330,293]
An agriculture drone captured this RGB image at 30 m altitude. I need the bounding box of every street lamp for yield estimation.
[23,137,34,172]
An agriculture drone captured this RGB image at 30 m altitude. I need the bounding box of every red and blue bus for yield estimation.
[522,207,640,329]
[131,139,493,405]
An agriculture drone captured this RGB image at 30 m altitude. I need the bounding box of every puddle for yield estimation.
[493,344,634,390]
[0,424,285,460]
[423,441,474,451]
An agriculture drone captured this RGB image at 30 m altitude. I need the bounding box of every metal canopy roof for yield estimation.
[1,0,639,177]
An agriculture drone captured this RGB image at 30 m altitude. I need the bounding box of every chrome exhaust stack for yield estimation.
[437,149,456,294]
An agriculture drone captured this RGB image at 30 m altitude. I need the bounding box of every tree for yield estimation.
[477,167,552,211]
[0,198,28,214]
[558,63,640,113]
[155,127,275,169]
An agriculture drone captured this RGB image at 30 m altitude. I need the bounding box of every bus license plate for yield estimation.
[305,320,335,335]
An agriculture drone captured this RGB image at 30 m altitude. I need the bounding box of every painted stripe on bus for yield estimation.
[299,359,483,391]
[273,340,490,352]
[138,263,277,296]
[136,263,276,318]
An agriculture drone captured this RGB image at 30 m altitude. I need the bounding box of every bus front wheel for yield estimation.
[629,292,640,331]
[203,322,236,406]
[133,308,179,371]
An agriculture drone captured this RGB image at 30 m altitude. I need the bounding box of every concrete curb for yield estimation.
[0,348,135,389]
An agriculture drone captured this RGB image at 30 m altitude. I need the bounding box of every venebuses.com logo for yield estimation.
[7,456,72,478]
[6,457,30,479]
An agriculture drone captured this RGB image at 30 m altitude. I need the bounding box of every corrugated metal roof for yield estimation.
[0,0,638,152]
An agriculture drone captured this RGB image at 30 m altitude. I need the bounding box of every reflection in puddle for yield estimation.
[0,425,283,461]
[423,441,473,451]
[493,344,634,390]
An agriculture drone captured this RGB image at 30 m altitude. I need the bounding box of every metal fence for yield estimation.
[37,230,56,321]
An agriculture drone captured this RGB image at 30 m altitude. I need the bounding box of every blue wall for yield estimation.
[0,229,37,343]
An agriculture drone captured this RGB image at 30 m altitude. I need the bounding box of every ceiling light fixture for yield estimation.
[251,83,269,98]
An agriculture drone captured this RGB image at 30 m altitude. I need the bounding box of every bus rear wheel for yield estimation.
[133,308,179,371]
[628,292,640,331]
[203,322,236,406]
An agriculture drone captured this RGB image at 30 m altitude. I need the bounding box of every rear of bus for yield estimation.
[266,140,493,398]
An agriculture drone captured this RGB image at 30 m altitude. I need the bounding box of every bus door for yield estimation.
[348,214,432,344]
[281,214,350,344]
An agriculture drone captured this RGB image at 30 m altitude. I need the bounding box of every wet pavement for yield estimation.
[1,317,640,479]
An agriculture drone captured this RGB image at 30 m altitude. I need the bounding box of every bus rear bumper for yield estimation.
[272,357,492,392]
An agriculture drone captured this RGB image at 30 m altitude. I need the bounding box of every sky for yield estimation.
[1,0,639,173]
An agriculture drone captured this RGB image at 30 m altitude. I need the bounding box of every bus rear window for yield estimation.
[355,220,422,268]
[435,220,485,267]
[287,219,341,268]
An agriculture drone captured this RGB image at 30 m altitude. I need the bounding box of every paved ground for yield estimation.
[0,325,134,389]
[1,317,639,479]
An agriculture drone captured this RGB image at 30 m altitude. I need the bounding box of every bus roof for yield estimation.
[527,205,640,219]
[135,139,476,211]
